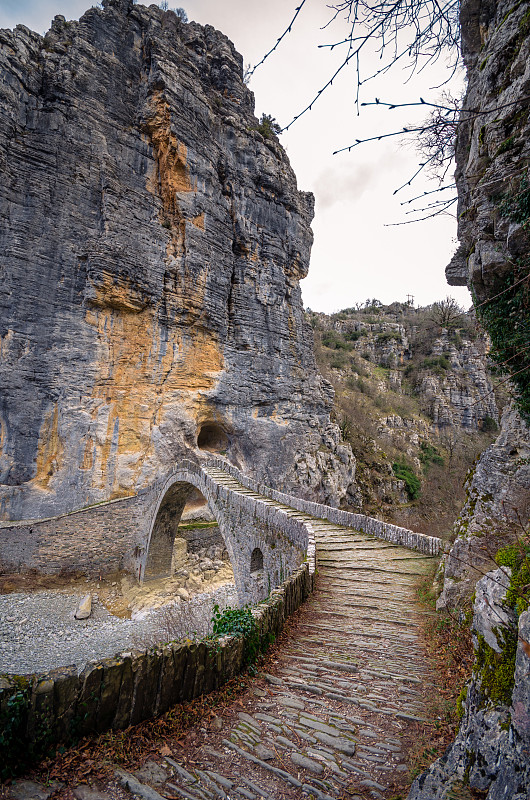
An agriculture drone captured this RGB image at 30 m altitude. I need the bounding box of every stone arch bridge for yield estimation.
[0,458,443,605]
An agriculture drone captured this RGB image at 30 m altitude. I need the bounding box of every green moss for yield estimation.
[479,58,489,71]
[462,749,476,785]
[498,0,524,28]
[519,6,530,34]
[475,630,518,706]
[495,136,516,156]
[456,684,468,719]
[496,542,530,615]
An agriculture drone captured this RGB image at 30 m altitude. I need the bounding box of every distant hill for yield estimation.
[309,299,504,539]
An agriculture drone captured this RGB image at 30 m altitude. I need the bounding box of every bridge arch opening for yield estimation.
[197,422,228,453]
[144,482,191,580]
[144,480,234,590]
[250,547,264,574]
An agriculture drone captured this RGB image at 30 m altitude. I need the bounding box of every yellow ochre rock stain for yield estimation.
[192,212,205,230]
[85,279,224,495]
[34,404,64,488]
[142,90,196,257]
[82,436,95,470]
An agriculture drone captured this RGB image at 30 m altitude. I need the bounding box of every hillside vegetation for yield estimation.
[310,299,504,539]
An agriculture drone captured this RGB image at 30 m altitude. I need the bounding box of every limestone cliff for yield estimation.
[438,0,530,609]
[411,0,530,795]
[437,403,530,610]
[410,569,530,800]
[0,0,357,520]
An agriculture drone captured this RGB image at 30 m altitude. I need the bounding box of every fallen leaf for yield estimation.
[159,744,172,756]
[519,637,530,658]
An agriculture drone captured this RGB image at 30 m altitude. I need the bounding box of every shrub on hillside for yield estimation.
[392,461,421,500]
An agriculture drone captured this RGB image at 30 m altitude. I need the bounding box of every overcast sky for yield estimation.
[0,0,471,312]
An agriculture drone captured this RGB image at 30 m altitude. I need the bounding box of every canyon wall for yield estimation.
[412,0,530,795]
[438,0,530,609]
[311,304,499,532]
[0,0,356,522]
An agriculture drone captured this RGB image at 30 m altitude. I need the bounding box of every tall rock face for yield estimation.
[411,0,530,796]
[439,0,530,609]
[0,0,356,520]
[437,403,530,610]
[410,571,530,800]
[446,0,530,305]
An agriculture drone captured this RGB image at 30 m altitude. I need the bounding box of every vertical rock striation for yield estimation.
[412,0,530,795]
[438,0,530,610]
[0,0,356,521]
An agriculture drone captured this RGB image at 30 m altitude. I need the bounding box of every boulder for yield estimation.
[74,594,92,620]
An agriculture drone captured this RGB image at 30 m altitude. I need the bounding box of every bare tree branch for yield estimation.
[247,1,308,79]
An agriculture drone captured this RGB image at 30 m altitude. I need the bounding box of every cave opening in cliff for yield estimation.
[197,422,229,453]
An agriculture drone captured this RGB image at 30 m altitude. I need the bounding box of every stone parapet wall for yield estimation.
[0,493,150,576]
[0,460,314,605]
[208,457,443,556]
[0,563,313,765]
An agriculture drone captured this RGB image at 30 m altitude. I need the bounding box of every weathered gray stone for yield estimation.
[438,408,530,611]
[254,744,275,761]
[290,752,324,774]
[74,594,92,620]
[134,761,168,787]
[223,739,302,788]
[9,781,62,800]
[73,787,113,800]
[472,568,515,652]
[115,768,168,800]
[0,1,356,528]
[511,610,530,742]
[409,573,530,799]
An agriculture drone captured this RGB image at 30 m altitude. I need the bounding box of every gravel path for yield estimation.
[0,583,237,675]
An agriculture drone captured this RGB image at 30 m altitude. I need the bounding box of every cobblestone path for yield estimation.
[112,467,437,800]
[7,472,438,800]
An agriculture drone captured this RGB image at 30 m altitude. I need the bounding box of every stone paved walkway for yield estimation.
[6,473,438,800]
[140,517,435,800]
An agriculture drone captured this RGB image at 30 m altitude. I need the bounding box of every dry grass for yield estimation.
[132,597,215,649]
[403,563,474,785]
